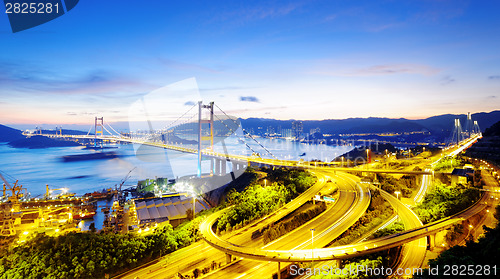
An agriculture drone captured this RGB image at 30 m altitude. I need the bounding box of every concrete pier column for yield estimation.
[335,259,341,268]
[277,262,281,279]
[215,159,221,176]
[221,160,226,175]
[210,158,214,176]
[226,253,232,264]
[428,233,436,250]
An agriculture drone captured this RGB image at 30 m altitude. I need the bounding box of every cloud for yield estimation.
[486,95,497,99]
[209,2,301,26]
[488,75,500,80]
[159,58,220,74]
[184,101,196,106]
[440,76,456,85]
[314,63,440,77]
[200,86,255,91]
[0,62,143,96]
[240,96,260,103]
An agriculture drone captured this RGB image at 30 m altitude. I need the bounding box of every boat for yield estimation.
[73,211,96,220]
[61,151,119,162]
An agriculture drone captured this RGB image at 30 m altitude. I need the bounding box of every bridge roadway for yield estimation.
[37,133,435,175]
[200,171,370,279]
[119,170,364,279]
[297,167,433,279]
[376,185,427,278]
[199,185,491,265]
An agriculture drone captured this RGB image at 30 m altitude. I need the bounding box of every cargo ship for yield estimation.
[73,211,96,220]
[61,151,118,162]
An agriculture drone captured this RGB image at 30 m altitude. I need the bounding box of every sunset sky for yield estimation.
[1,0,499,129]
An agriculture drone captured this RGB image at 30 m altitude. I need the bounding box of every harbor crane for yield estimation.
[0,171,25,235]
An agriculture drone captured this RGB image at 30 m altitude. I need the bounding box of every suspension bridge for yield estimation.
[24,103,482,177]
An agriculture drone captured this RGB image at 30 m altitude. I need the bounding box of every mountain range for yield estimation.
[240,110,500,135]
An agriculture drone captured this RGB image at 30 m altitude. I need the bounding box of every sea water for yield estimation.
[0,136,353,197]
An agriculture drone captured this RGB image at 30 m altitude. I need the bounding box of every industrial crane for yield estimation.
[114,167,136,203]
[45,185,72,199]
[0,171,25,235]
[0,172,25,206]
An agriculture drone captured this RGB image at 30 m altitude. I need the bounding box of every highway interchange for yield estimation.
[118,135,497,279]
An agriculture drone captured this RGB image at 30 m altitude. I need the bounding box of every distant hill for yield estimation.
[0,124,24,142]
[241,110,500,135]
[466,120,500,165]
[0,124,83,149]
[412,111,500,133]
[40,129,91,136]
[8,135,81,149]
[483,120,500,137]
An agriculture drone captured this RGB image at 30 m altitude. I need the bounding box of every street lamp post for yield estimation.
[341,156,344,167]
[192,196,195,219]
[385,149,388,168]
[366,149,370,170]
[394,191,401,221]
[310,228,315,265]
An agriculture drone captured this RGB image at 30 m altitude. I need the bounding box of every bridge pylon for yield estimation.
[197,102,214,177]
[94,117,104,148]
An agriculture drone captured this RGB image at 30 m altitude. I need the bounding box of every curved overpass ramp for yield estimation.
[200,187,489,263]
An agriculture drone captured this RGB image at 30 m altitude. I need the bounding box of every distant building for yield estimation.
[292,121,303,139]
[266,126,275,136]
[310,127,321,135]
[282,129,292,138]
[451,168,474,185]
[131,194,208,227]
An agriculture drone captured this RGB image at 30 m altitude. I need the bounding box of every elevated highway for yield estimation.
[34,132,437,176]
[199,184,492,264]
[201,171,370,279]
[119,170,364,279]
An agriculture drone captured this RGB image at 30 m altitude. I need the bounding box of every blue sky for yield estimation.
[1,0,499,127]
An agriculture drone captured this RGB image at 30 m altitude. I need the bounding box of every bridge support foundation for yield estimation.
[225,253,232,264]
[277,262,281,279]
[428,233,436,250]
[334,259,341,268]
[215,159,221,176]
[221,160,226,175]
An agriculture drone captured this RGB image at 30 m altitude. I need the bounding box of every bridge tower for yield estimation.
[94,117,104,148]
[197,102,214,177]
[450,118,464,146]
[473,120,481,135]
[465,112,473,138]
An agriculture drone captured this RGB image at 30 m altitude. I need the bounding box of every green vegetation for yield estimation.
[386,159,424,170]
[311,257,384,279]
[0,217,204,279]
[311,249,400,279]
[433,156,464,172]
[0,167,316,278]
[444,223,465,247]
[312,221,404,278]
[371,222,405,239]
[329,189,393,246]
[137,177,169,193]
[414,204,500,279]
[377,174,418,198]
[262,202,327,244]
[414,182,481,224]
[216,168,316,233]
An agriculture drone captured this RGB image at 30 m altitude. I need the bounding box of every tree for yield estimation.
[89,222,96,233]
